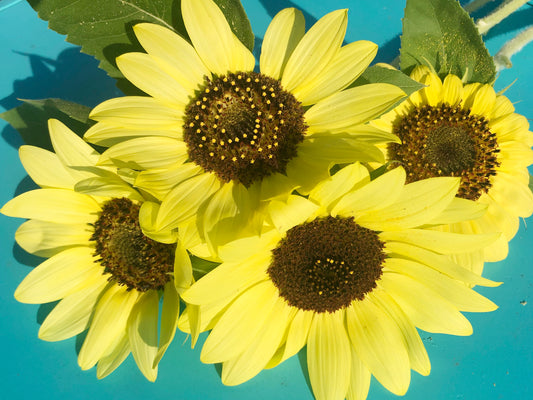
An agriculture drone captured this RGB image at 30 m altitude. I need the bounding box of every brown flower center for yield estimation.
[388,104,500,200]
[183,71,307,187]
[91,198,175,292]
[268,216,385,313]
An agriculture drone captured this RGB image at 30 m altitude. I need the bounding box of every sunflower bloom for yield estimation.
[372,65,533,272]
[84,0,405,251]
[1,119,197,381]
[179,162,500,400]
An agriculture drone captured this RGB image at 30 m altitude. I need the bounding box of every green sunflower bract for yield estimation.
[84,0,405,252]
[1,119,198,381]
[179,163,501,400]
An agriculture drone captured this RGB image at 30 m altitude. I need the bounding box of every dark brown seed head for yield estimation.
[268,216,385,313]
[91,198,175,292]
[388,104,500,200]
[183,71,307,187]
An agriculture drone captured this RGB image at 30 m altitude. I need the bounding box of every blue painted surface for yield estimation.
[0,1,531,399]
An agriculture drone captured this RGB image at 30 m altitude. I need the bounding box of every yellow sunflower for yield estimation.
[1,119,197,381]
[179,162,500,400]
[372,65,533,273]
[84,0,405,251]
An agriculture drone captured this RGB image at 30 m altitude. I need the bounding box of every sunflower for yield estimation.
[84,0,405,251]
[1,119,197,381]
[179,162,500,400]
[372,65,533,273]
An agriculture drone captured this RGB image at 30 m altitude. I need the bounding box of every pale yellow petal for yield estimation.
[418,71,443,106]
[479,192,519,240]
[99,137,187,170]
[221,297,292,385]
[307,310,351,400]
[14,247,104,304]
[78,285,139,370]
[426,197,488,225]
[346,344,371,400]
[217,229,280,262]
[135,163,203,201]
[282,9,347,93]
[265,308,313,368]
[489,171,533,218]
[128,290,159,382]
[116,52,190,106]
[441,74,463,106]
[384,241,500,287]
[309,162,370,212]
[309,123,401,145]
[290,137,385,172]
[19,145,76,189]
[347,300,410,395]
[370,289,430,376]
[156,173,221,231]
[492,113,530,143]
[39,277,108,341]
[200,181,259,253]
[84,122,182,147]
[133,23,209,91]
[268,195,318,232]
[384,258,498,312]
[138,201,179,244]
[357,177,460,231]
[200,280,278,363]
[380,229,499,254]
[173,241,193,295]
[332,166,404,217]
[260,8,305,80]
[1,188,101,224]
[48,119,100,175]
[379,272,473,335]
[260,172,300,201]
[75,176,144,202]
[96,331,131,379]
[467,84,496,116]
[294,40,377,106]
[305,84,406,133]
[15,219,92,258]
[89,96,183,128]
[409,65,431,82]
[183,251,270,305]
[182,0,254,74]
[460,82,482,112]
[178,296,234,336]
[154,282,180,367]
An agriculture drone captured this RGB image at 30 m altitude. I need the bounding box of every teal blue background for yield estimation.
[1,0,531,398]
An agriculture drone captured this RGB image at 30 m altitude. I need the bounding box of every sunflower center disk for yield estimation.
[388,104,500,200]
[91,198,175,292]
[183,72,307,187]
[268,216,385,313]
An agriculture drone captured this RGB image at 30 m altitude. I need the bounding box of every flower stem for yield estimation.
[476,0,530,35]
[464,0,497,14]
[494,25,533,70]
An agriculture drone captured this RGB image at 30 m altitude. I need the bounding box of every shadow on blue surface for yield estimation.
[12,241,42,269]
[0,47,119,149]
[0,47,117,111]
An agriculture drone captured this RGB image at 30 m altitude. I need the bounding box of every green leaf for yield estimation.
[190,255,220,280]
[400,0,496,85]
[27,0,254,95]
[529,173,533,193]
[0,99,93,151]
[215,0,254,52]
[352,65,425,96]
